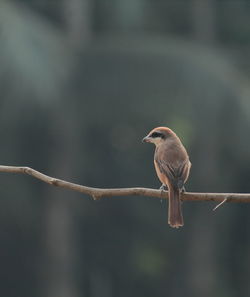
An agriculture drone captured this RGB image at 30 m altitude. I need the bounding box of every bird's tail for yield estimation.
[168,185,184,228]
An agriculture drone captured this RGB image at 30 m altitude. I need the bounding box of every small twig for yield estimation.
[0,165,249,203]
[213,197,228,211]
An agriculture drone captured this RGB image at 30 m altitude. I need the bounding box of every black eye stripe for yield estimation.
[151,132,163,138]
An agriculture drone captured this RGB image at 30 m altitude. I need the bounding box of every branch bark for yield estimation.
[0,165,249,203]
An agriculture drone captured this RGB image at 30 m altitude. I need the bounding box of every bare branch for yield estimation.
[0,165,249,203]
[213,197,228,211]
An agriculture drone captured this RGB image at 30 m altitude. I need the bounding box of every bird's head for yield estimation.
[142,127,175,146]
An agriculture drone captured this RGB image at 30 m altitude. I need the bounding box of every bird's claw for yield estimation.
[160,184,167,191]
[159,184,167,203]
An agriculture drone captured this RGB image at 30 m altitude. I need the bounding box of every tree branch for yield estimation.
[0,165,249,203]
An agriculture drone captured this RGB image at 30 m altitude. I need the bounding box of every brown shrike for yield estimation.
[142,127,191,228]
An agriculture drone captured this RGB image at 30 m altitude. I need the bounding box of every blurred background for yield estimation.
[1,0,250,296]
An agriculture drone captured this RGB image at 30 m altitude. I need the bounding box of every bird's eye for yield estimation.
[151,132,163,138]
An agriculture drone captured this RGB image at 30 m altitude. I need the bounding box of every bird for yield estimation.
[142,127,191,228]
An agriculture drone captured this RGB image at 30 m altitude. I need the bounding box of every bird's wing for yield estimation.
[155,158,189,189]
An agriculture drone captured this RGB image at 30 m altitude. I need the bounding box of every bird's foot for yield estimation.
[160,184,167,191]
[159,184,167,203]
[181,186,186,193]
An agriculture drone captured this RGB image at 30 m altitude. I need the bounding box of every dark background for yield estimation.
[1,0,250,296]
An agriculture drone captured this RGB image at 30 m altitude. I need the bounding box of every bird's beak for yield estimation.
[142,136,151,143]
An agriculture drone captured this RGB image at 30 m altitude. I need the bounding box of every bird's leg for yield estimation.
[179,186,186,204]
[160,184,167,191]
[159,184,167,203]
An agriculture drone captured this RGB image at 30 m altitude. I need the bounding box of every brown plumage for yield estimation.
[142,127,191,228]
